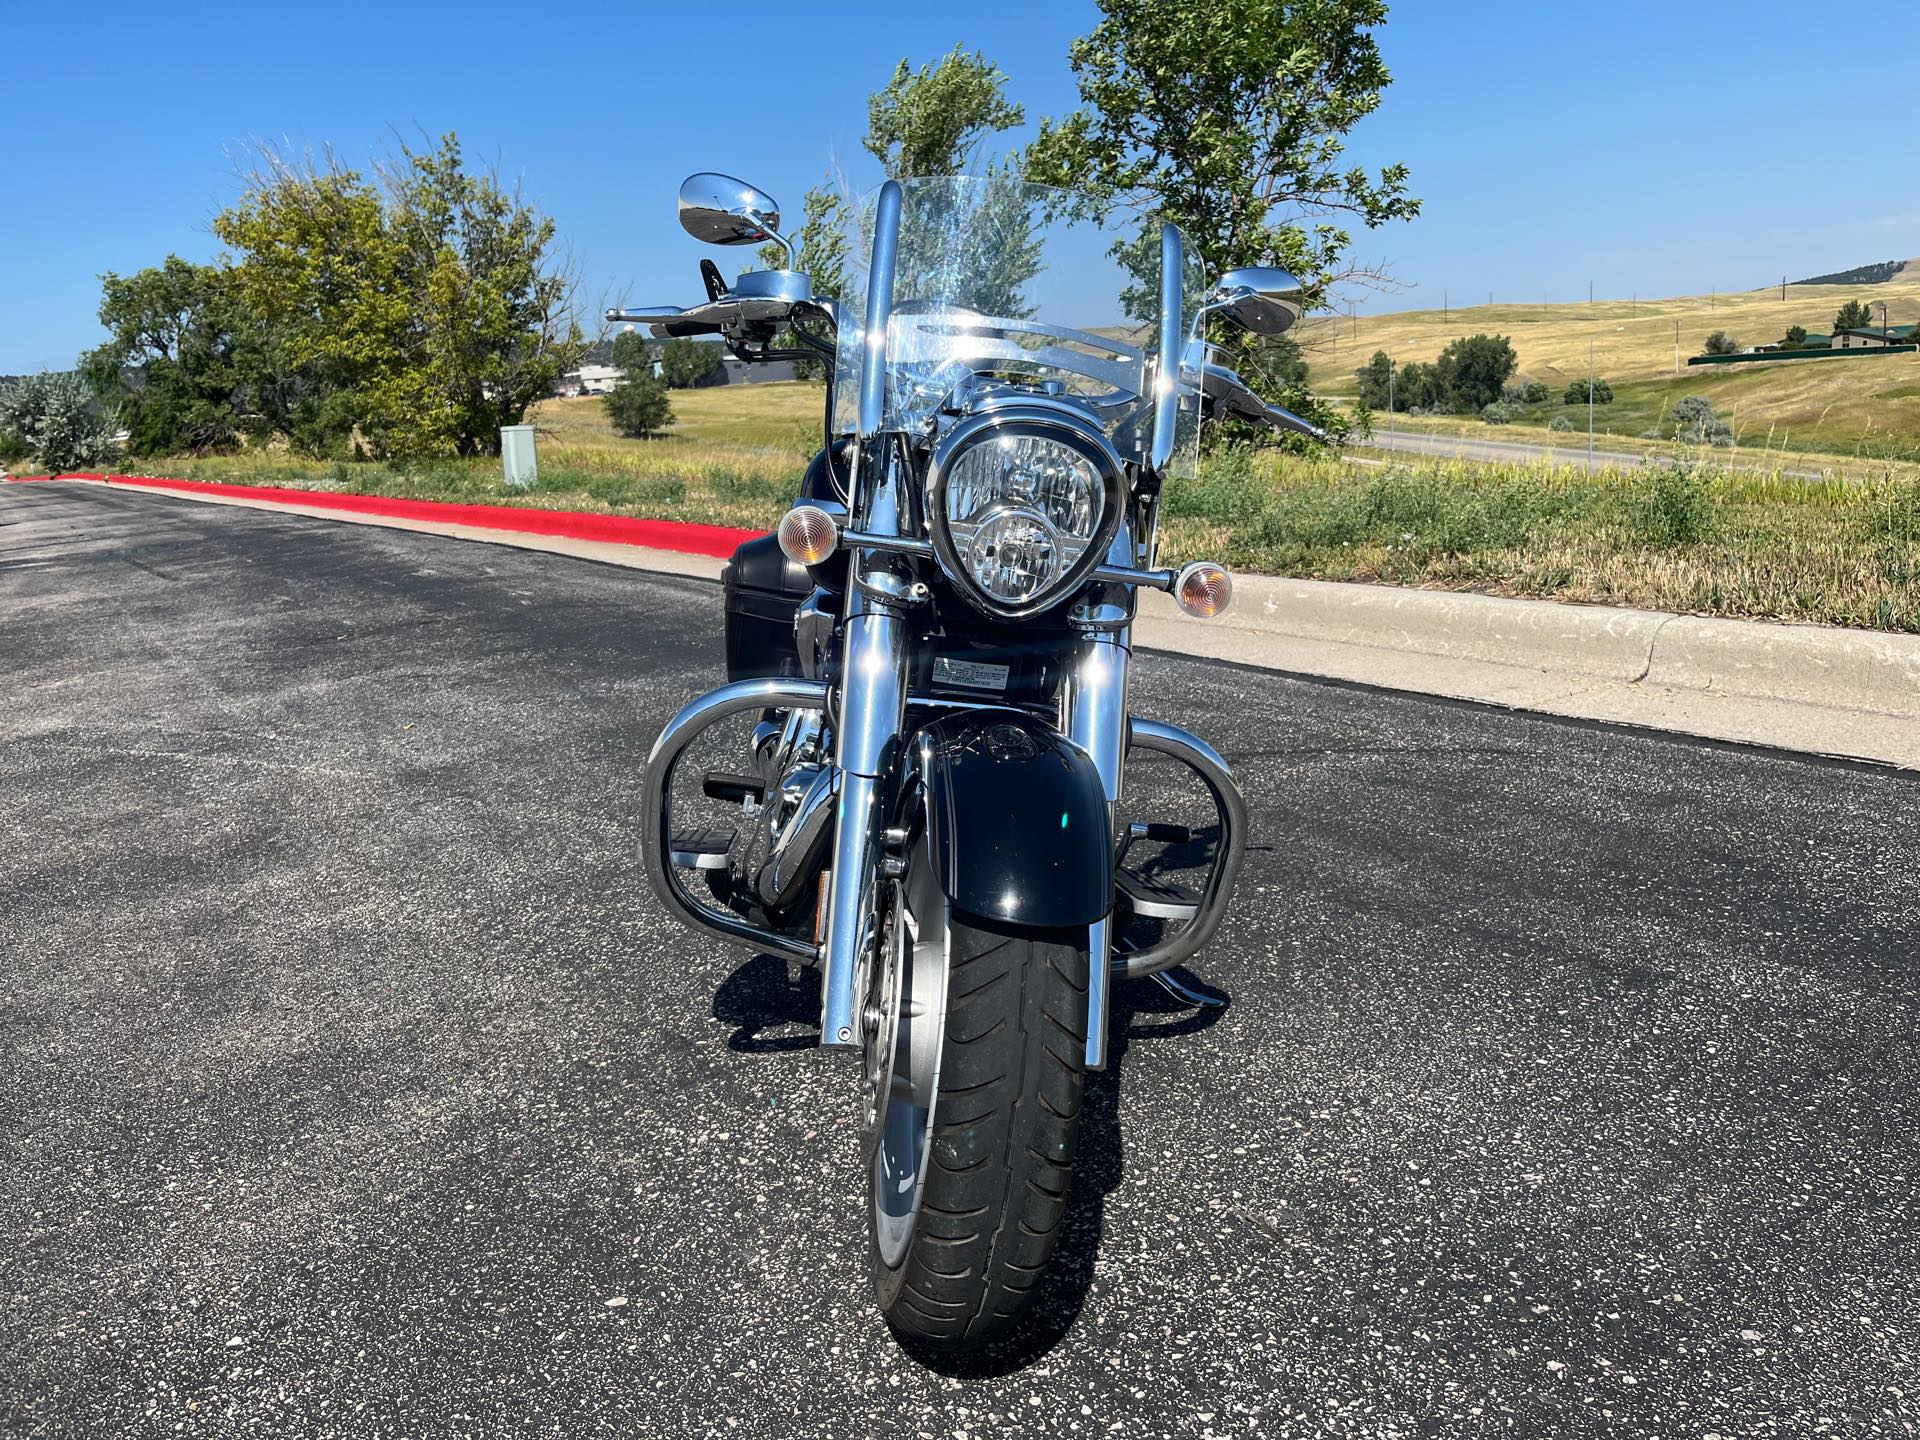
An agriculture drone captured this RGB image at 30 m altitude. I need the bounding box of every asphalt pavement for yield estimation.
[3,481,1916,1439]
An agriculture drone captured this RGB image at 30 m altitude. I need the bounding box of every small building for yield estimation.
[561,364,626,396]
[1832,324,1916,349]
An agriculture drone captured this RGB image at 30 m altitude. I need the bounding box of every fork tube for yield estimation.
[818,460,910,1049]
[1062,625,1131,1072]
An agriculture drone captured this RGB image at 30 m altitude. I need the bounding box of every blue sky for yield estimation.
[5,1,1917,373]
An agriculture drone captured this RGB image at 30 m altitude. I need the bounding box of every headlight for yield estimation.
[928,407,1124,617]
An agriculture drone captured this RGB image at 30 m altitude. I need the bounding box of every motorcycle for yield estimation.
[618,171,1320,1348]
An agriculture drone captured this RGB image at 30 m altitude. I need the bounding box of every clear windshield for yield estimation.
[831,175,1205,479]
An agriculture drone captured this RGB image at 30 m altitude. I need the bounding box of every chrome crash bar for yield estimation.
[640,676,829,964]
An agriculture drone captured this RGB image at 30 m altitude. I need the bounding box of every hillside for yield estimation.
[1795,259,1913,286]
[1303,270,1920,457]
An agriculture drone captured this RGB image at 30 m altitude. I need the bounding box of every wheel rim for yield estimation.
[868,829,948,1269]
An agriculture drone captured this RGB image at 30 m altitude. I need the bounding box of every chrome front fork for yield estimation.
[1061,624,1131,1071]
[817,455,912,1050]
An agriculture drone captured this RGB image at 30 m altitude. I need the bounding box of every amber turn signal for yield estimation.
[1173,561,1233,619]
[777,505,840,566]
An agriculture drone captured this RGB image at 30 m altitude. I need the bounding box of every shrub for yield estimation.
[1563,377,1614,405]
[604,370,673,437]
[1548,415,1573,432]
[1671,394,1733,447]
[1703,330,1742,356]
[0,371,118,472]
[1480,401,1516,424]
[1633,459,1713,545]
[0,428,29,463]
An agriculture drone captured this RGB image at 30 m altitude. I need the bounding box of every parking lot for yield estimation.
[3,481,1916,1437]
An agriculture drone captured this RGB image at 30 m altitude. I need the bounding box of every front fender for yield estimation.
[911,709,1113,929]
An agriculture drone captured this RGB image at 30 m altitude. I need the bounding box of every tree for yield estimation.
[1703,330,1742,356]
[213,133,585,459]
[864,47,1025,178]
[660,338,725,389]
[1354,350,1394,410]
[1563,377,1614,405]
[1430,333,1517,411]
[0,371,117,473]
[1777,324,1811,351]
[1027,0,1421,445]
[81,256,293,456]
[1834,299,1874,333]
[605,369,672,438]
[609,330,655,376]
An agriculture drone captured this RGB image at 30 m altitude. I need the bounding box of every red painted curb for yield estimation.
[22,472,766,558]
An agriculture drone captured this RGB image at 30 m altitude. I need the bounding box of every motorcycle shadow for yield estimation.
[712,950,1230,1375]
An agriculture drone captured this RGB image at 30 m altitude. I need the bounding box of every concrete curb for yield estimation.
[17,473,1916,770]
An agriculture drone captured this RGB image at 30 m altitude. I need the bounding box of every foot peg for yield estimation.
[1116,867,1201,922]
[669,824,736,871]
[702,771,766,804]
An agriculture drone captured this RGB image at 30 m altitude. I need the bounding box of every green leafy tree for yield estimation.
[660,338,725,389]
[1430,333,1517,411]
[1563,377,1614,405]
[1778,324,1810,350]
[1702,330,1741,356]
[0,371,118,472]
[605,368,673,438]
[864,48,1025,177]
[1354,349,1393,410]
[81,257,295,455]
[609,330,655,376]
[1028,0,1421,444]
[1834,299,1874,332]
[213,133,585,459]
[1521,380,1551,403]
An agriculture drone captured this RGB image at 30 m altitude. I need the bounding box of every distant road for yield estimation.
[1358,425,1828,478]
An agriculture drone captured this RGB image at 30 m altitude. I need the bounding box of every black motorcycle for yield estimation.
[621,171,1318,1348]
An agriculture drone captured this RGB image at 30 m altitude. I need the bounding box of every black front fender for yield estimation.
[911,710,1113,929]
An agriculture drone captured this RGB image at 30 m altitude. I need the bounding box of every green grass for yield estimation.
[114,380,1920,633]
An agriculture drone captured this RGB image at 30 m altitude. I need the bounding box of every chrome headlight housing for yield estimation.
[927,405,1125,618]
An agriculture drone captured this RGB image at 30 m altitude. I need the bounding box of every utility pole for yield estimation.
[1589,280,1594,307]
[1443,288,1448,321]
[1781,275,1786,302]
[1882,299,1890,345]
[1675,318,1681,375]
[1388,359,1395,445]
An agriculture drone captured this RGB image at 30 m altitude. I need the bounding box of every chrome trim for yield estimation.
[857,180,904,438]
[761,764,837,910]
[1149,222,1183,474]
[818,460,912,1048]
[924,404,1128,621]
[1061,529,1135,1072]
[1118,718,1249,979]
[641,677,828,963]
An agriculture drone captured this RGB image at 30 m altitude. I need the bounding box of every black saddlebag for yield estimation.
[723,533,813,681]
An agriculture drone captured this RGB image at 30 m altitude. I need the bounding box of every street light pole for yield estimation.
[1388,359,1395,445]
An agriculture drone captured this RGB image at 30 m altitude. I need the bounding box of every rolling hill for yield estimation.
[1302,266,1920,458]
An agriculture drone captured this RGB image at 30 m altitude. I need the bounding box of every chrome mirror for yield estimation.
[678,172,785,250]
[1206,266,1306,336]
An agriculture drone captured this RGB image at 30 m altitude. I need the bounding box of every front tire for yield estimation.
[871,912,1089,1348]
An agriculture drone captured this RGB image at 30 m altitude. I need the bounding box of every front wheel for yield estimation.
[866,857,1089,1348]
